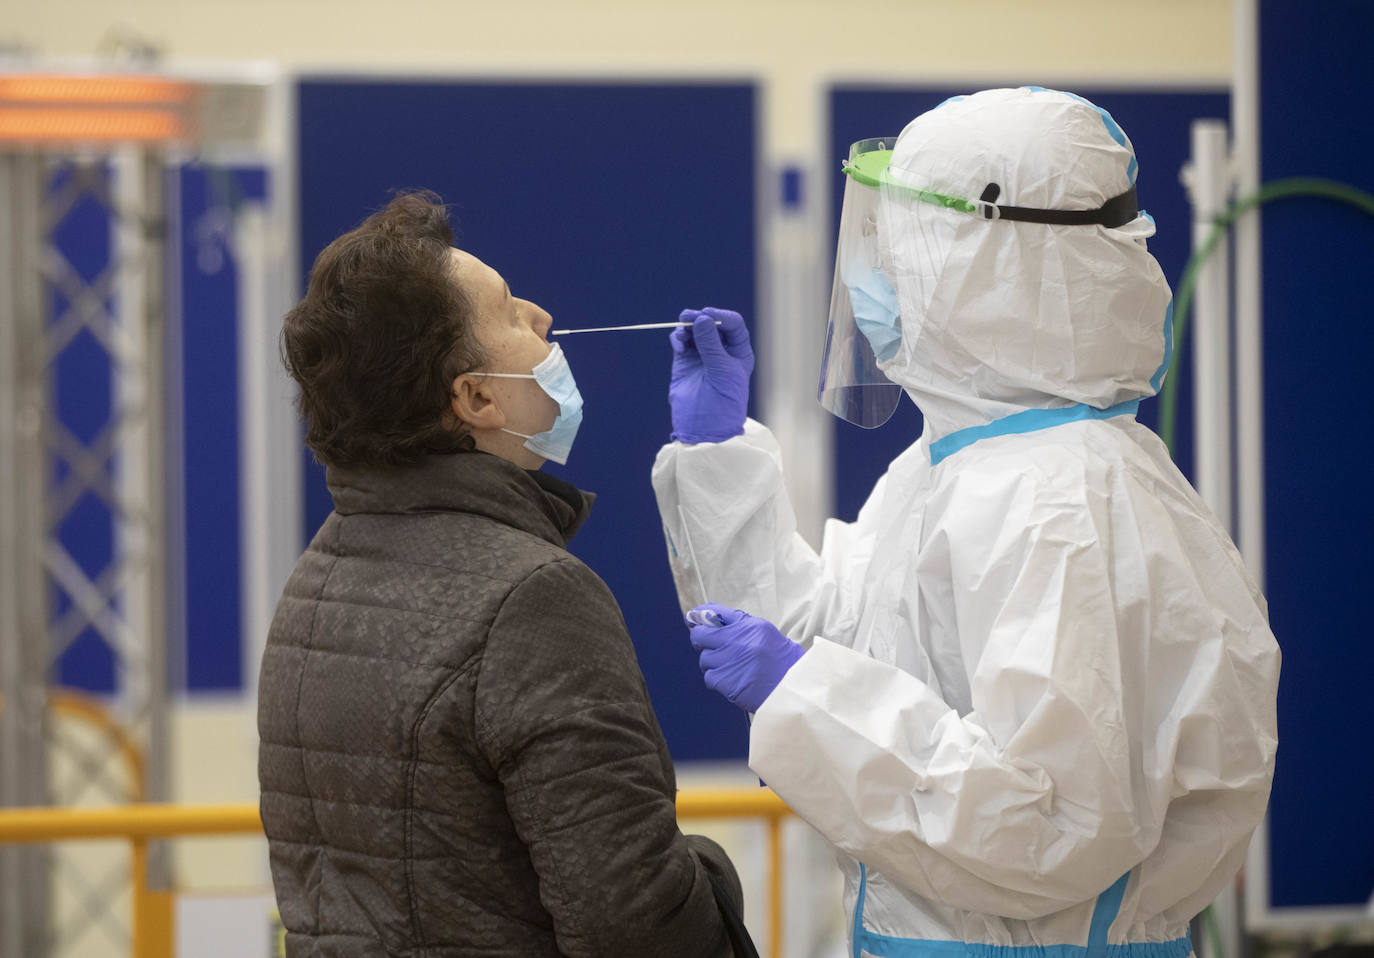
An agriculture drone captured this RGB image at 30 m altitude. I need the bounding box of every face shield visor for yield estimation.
[818,135,1144,429]
[818,137,905,429]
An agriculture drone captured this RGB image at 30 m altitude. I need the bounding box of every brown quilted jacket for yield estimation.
[258,451,743,957]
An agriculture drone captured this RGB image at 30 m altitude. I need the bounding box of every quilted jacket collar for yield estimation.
[325,451,593,548]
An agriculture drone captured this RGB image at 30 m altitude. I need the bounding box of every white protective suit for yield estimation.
[652,88,1279,958]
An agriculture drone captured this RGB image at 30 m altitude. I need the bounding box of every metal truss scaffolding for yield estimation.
[1,148,171,958]
[0,64,287,958]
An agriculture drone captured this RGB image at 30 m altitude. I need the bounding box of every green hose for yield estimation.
[1157,177,1374,455]
[1152,178,1374,958]
[1204,900,1226,958]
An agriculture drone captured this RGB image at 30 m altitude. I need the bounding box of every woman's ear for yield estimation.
[450,374,506,431]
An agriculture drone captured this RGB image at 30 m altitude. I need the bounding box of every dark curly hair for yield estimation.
[281,191,488,469]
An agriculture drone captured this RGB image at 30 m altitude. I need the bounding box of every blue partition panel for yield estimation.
[52,168,116,691]
[1259,0,1374,911]
[297,79,758,761]
[827,86,1224,521]
[51,165,264,693]
[179,167,268,690]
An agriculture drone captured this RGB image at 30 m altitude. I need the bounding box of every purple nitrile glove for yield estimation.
[684,602,803,713]
[668,307,754,444]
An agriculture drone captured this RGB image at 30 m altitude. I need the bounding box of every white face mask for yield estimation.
[480,343,584,466]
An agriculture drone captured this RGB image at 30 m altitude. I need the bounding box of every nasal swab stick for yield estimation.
[551,320,722,336]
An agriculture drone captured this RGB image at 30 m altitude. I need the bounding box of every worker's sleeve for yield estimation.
[748,464,1279,919]
[651,417,886,647]
[474,558,739,958]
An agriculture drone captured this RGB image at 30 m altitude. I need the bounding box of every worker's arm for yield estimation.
[749,461,1278,918]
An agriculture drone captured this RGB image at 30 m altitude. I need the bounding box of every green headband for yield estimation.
[842,138,1139,227]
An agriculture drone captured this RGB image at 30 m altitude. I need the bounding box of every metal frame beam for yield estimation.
[1,150,55,958]
[0,150,171,958]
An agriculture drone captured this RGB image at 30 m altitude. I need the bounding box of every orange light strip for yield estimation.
[0,107,188,143]
[0,74,195,105]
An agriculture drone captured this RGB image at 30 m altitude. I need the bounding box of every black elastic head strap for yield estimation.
[977,182,1139,228]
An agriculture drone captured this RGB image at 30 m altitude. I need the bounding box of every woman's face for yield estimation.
[452,248,553,374]
[450,249,559,462]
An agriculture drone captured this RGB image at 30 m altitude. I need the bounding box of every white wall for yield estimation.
[9,0,1230,156]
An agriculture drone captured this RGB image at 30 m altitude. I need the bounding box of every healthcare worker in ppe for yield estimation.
[652,88,1280,958]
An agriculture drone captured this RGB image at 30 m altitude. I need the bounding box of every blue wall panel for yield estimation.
[1259,0,1374,911]
[179,167,267,690]
[827,86,1224,521]
[52,169,117,692]
[296,79,758,761]
[47,164,262,693]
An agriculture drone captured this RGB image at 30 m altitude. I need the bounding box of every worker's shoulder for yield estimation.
[934,417,1169,504]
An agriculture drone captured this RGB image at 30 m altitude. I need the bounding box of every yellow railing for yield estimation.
[0,789,793,958]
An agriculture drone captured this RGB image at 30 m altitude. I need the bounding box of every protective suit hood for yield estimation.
[874,87,1174,443]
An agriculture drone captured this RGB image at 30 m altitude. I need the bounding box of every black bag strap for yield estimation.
[705,868,761,958]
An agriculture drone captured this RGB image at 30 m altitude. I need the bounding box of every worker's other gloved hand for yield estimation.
[685,602,803,713]
[668,307,753,443]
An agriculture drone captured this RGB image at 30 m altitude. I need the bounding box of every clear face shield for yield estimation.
[817,133,1144,429]
[818,137,905,429]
